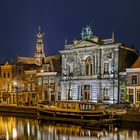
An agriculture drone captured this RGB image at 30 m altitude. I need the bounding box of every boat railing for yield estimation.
[53,101,105,112]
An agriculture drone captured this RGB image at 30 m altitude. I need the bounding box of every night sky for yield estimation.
[0,0,140,62]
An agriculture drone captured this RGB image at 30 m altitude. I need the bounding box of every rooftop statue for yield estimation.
[81,25,93,40]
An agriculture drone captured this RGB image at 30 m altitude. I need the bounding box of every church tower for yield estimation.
[34,27,45,66]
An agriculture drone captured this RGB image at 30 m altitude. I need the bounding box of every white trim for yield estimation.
[36,72,57,76]
[126,68,140,73]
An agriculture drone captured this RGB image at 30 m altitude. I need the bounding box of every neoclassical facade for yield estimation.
[60,26,138,103]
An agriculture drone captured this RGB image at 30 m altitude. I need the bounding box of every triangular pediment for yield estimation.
[73,39,99,48]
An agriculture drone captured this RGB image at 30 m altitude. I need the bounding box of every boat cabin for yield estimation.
[51,101,105,111]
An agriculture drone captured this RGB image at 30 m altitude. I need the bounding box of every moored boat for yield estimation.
[37,101,109,121]
[106,108,126,116]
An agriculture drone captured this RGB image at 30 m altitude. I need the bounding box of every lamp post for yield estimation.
[13,81,19,106]
[63,68,73,101]
[110,69,116,104]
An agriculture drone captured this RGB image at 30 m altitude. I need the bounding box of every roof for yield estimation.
[131,56,140,68]
[45,55,61,72]
[17,57,36,64]
[17,55,61,72]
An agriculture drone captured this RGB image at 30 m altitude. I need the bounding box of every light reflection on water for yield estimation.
[0,116,140,140]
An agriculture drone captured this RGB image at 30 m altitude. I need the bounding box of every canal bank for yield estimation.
[0,104,38,118]
[120,111,140,122]
[0,105,140,124]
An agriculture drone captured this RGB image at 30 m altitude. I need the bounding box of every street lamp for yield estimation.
[13,81,19,106]
[63,68,73,101]
[110,69,116,104]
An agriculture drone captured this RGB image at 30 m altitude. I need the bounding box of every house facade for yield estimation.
[36,56,61,102]
[60,26,138,103]
[0,62,15,103]
[126,57,140,104]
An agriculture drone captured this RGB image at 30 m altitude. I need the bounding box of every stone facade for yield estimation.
[60,26,138,103]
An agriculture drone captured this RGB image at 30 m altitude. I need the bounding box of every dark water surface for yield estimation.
[0,116,140,140]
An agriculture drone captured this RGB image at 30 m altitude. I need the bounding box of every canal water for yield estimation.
[0,116,140,140]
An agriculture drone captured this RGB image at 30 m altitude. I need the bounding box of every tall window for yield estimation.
[85,56,93,75]
[84,85,90,100]
[38,77,42,85]
[27,83,31,91]
[132,75,137,85]
[136,89,140,102]
[32,83,35,91]
[104,63,109,74]
[3,73,6,78]
[43,77,48,85]
[49,76,54,85]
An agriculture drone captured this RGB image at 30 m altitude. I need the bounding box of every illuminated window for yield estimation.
[43,77,48,85]
[38,77,42,85]
[136,89,140,101]
[128,88,134,103]
[32,83,35,91]
[49,76,54,84]
[27,83,31,91]
[132,75,137,85]
[103,88,109,100]
[8,72,10,78]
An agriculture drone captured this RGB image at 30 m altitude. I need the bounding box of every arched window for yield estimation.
[85,56,93,75]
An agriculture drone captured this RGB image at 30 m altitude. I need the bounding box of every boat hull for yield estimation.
[38,107,108,121]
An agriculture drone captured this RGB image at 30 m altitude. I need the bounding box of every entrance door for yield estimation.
[83,85,90,101]
[51,95,55,101]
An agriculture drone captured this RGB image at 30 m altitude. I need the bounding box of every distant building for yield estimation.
[36,56,61,101]
[0,62,15,104]
[126,56,140,104]
[15,27,61,104]
[60,25,138,103]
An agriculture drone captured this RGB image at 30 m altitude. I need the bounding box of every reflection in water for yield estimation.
[0,116,140,140]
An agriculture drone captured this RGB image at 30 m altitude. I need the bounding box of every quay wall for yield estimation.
[120,111,140,122]
[0,105,140,124]
[0,105,38,117]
